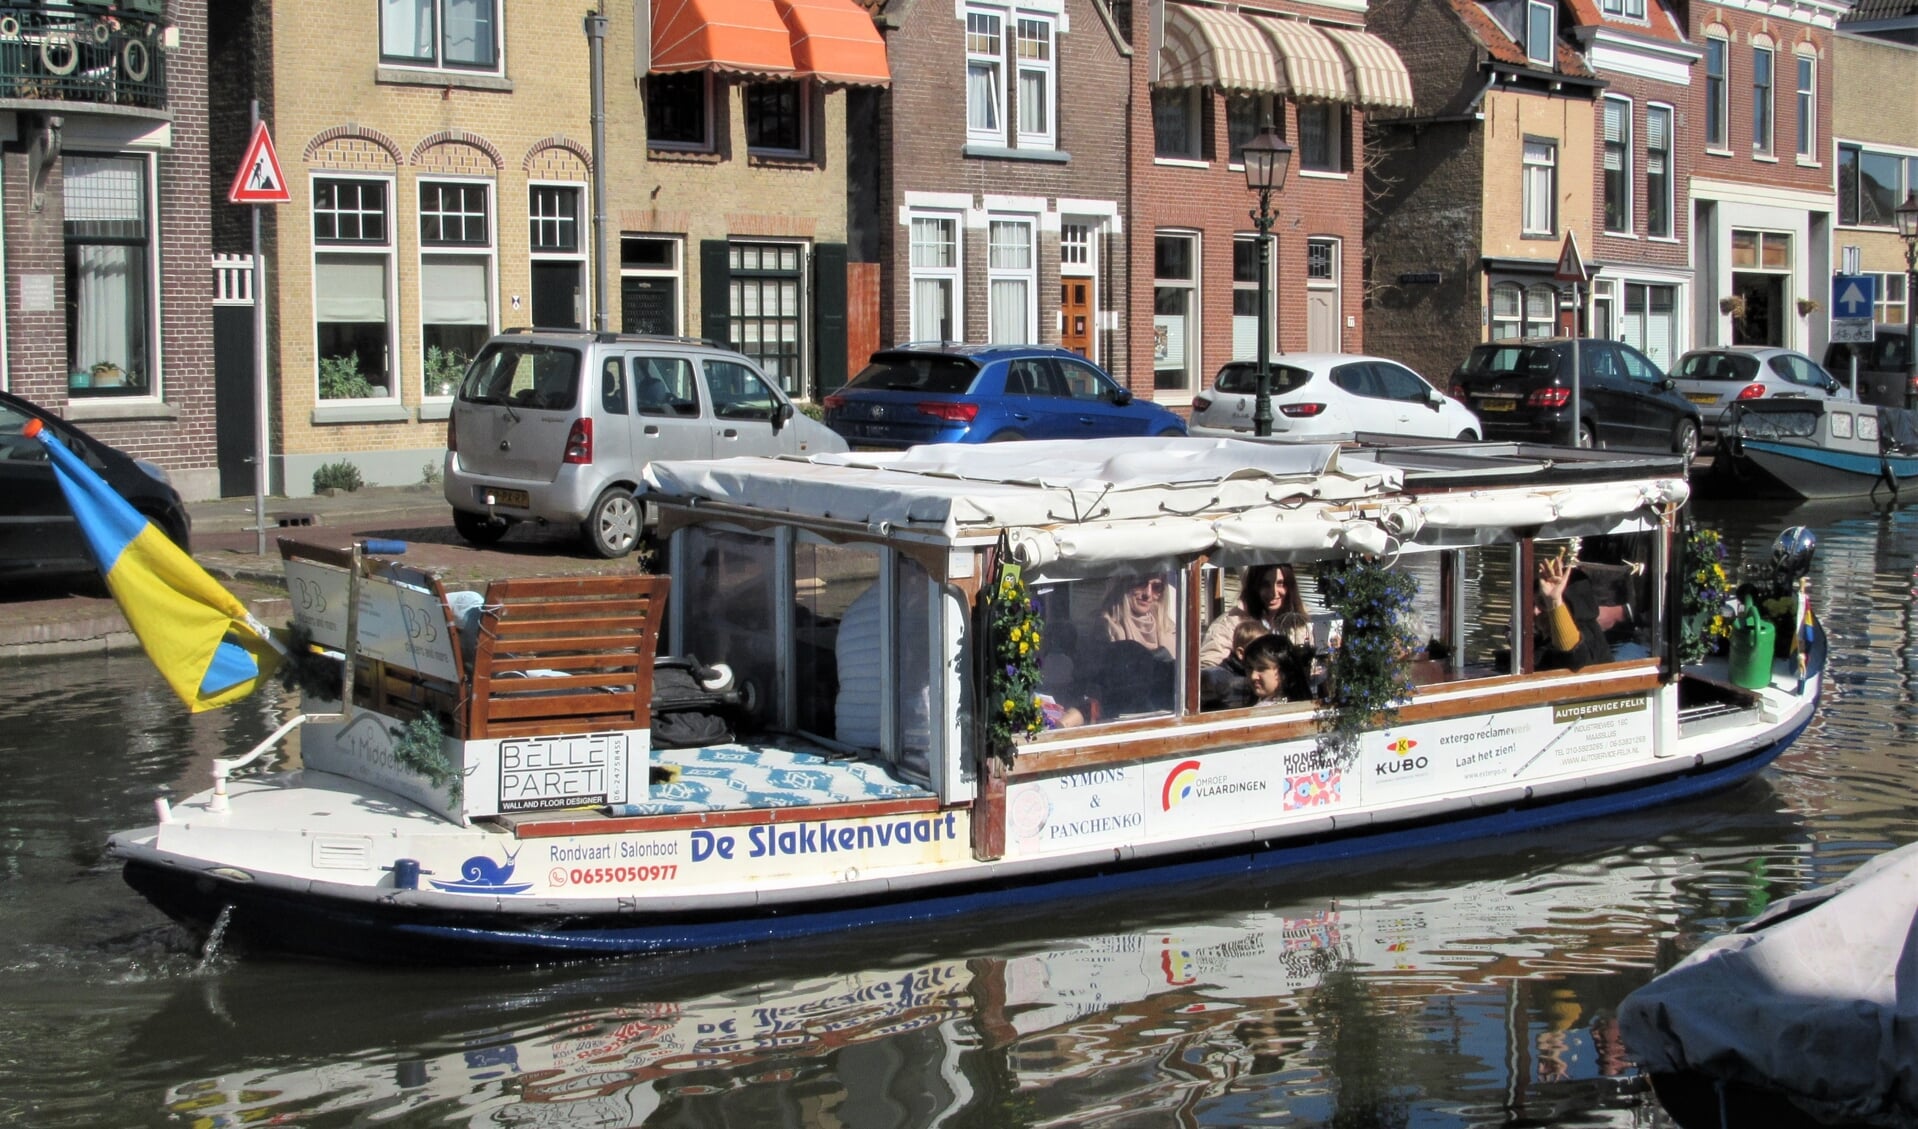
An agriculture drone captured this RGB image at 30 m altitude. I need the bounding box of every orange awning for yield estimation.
[772,0,890,86]
[650,0,797,77]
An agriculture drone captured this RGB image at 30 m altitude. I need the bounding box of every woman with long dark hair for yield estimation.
[1198,563,1306,668]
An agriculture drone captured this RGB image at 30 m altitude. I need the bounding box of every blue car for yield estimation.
[823,343,1187,448]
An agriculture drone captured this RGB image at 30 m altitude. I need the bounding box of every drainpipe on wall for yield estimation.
[585,9,609,334]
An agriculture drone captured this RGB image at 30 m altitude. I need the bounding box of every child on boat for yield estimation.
[1535,552,1613,671]
[1199,563,1306,668]
[1244,616,1317,704]
[1201,619,1272,710]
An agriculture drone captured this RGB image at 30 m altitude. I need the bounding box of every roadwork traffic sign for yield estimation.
[228,122,290,205]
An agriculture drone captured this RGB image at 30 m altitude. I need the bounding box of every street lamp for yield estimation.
[1242,121,1293,437]
[1895,190,1918,410]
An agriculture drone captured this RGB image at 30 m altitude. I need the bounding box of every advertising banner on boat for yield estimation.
[1008,696,1654,857]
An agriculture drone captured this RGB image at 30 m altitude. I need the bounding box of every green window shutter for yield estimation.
[700,239,731,347]
[813,243,848,398]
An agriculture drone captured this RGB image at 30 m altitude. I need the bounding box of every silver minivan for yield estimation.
[444,329,847,557]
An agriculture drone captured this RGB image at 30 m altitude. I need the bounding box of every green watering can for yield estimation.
[1728,604,1776,689]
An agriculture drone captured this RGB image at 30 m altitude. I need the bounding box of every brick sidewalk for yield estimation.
[0,486,651,660]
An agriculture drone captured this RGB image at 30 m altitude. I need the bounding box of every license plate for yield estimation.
[1479,400,1517,412]
[480,487,529,509]
[1685,393,1718,405]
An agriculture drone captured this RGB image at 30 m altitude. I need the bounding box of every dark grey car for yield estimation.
[1449,338,1702,460]
[1824,326,1914,409]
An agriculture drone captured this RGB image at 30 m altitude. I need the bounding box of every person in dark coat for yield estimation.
[1535,553,1613,671]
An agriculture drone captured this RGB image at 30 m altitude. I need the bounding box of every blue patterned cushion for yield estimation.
[607,743,932,816]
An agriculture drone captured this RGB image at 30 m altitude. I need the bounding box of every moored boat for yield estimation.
[1704,398,1918,500]
[108,437,1826,963]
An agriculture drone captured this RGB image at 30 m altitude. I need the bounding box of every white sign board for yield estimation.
[1832,320,1876,344]
[284,558,461,682]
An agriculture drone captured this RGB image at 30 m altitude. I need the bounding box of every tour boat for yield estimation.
[1704,397,1918,500]
[108,437,1824,963]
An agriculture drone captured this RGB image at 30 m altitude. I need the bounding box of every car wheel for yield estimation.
[1673,419,1700,464]
[453,509,512,546]
[139,508,190,551]
[1456,429,1479,442]
[1576,422,1598,449]
[583,488,642,559]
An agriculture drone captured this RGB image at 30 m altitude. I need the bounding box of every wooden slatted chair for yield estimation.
[466,575,669,740]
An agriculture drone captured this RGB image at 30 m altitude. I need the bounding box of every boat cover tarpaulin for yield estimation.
[1619,838,1918,1126]
[647,437,1395,539]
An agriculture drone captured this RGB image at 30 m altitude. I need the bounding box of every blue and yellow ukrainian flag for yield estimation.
[26,418,280,711]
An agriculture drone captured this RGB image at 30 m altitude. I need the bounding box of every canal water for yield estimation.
[3,495,1914,1129]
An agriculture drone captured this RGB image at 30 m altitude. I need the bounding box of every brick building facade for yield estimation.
[1683,0,1841,354]
[1830,28,1917,335]
[213,0,883,496]
[1,1,218,500]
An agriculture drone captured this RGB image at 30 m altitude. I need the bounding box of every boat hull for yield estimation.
[119,722,1804,964]
[1709,439,1918,499]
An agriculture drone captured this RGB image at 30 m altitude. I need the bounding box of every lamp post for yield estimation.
[1896,191,1918,411]
[1242,122,1293,437]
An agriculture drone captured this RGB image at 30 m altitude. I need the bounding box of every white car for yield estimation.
[1189,354,1482,441]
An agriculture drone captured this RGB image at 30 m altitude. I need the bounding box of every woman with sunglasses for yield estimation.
[1097,573,1177,656]
[1199,563,1307,669]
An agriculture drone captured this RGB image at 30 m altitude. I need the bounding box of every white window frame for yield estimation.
[1153,230,1200,393]
[1526,0,1555,67]
[1646,103,1674,240]
[907,211,963,342]
[1522,138,1556,237]
[529,181,589,331]
[63,150,161,402]
[1014,14,1055,149]
[378,0,503,76]
[619,235,684,336]
[1602,96,1632,235]
[727,241,809,396]
[1298,103,1347,175]
[965,8,1006,144]
[1872,271,1907,327]
[1795,50,1816,163]
[986,215,1036,344]
[416,177,497,403]
[1752,42,1774,157]
[1705,33,1729,151]
[311,173,399,405]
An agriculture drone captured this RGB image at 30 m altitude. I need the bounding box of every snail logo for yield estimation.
[428,846,532,894]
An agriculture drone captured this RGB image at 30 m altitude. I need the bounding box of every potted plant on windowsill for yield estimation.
[89,361,126,388]
[318,354,379,400]
[424,346,469,398]
[1719,295,1747,320]
[1796,297,1820,317]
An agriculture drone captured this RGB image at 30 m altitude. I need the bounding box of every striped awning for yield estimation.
[1159,4,1283,92]
[1249,15,1349,102]
[650,0,798,78]
[772,0,889,85]
[1320,25,1413,109]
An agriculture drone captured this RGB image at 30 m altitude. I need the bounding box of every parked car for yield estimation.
[1188,354,1481,441]
[821,343,1186,448]
[1823,325,1914,408]
[0,390,190,581]
[1449,338,1702,460]
[1669,346,1850,438]
[444,329,847,558]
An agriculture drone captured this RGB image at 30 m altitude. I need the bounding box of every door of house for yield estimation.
[1060,279,1092,358]
[1305,237,1340,353]
[531,262,583,330]
[621,275,678,336]
[211,256,257,497]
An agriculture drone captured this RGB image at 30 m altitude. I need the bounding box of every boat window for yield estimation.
[1577,532,1660,662]
[678,527,778,727]
[796,540,880,743]
[1032,570,1180,727]
[891,553,936,779]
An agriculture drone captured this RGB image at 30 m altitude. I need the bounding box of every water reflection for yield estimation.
[6,495,1918,1127]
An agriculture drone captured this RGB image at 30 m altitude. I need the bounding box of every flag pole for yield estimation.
[250,99,268,557]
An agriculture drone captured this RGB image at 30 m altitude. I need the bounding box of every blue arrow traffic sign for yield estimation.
[1832,274,1877,321]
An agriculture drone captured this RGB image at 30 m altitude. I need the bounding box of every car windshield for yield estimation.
[459,344,582,410]
[1217,364,1314,394]
[1676,353,1759,382]
[845,356,979,395]
[1461,345,1555,377]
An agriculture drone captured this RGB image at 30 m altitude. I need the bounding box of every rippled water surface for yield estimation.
[3,496,1915,1128]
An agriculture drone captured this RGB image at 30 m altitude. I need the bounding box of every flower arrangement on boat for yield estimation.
[987,563,1046,757]
[1680,528,1734,663]
[1316,557,1420,766]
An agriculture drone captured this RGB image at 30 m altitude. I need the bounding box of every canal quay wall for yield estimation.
[0,486,638,661]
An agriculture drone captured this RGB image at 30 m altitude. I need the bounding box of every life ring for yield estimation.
[0,16,20,38]
[90,19,111,45]
[120,38,148,81]
[40,33,77,76]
